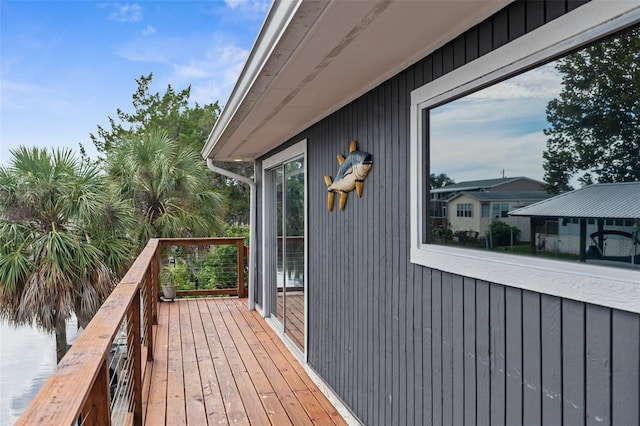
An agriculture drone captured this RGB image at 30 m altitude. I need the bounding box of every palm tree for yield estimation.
[105,129,226,248]
[0,147,134,362]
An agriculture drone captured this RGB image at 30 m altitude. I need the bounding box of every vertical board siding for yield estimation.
[522,291,542,426]
[476,281,491,425]
[490,284,506,426]
[431,270,443,426]
[562,299,586,425]
[255,1,640,424]
[505,287,523,425]
[586,305,611,426]
[441,272,454,426]
[463,277,477,426]
[451,276,464,426]
[611,311,640,426]
[541,295,563,425]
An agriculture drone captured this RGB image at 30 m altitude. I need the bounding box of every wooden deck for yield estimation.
[145,297,345,425]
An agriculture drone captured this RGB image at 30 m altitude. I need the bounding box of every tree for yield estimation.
[89,73,251,224]
[543,27,640,193]
[430,173,455,189]
[87,73,221,157]
[105,129,226,248]
[488,220,520,248]
[210,161,253,225]
[0,147,134,362]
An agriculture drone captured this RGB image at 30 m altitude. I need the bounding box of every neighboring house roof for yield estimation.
[201,0,510,161]
[430,176,544,194]
[448,191,551,203]
[510,182,640,219]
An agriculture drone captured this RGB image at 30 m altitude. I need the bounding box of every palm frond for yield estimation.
[0,248,33,292]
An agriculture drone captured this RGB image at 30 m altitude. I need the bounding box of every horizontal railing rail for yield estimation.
[17,237,248,426]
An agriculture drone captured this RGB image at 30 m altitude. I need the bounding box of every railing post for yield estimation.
[144,273,154,362]
[81,358,111,425]
[152,243,160,325]
[237,239,245,298]
[128,287,143,425]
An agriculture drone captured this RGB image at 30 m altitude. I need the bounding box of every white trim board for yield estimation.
[409,0,640,313]
[302,363,363,426]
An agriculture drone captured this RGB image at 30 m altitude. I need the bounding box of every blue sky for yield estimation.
[0,0,271,166]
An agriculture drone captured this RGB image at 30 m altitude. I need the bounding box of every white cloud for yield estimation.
[224,0,271,14]
[142,25,156,36]
[428,62,565,183]
[115,32,250,105]
[431,129,548,183]
[108,3,142,23]
[0,78,64,111]
[174,44,250,104]
[468,63,561,101]
[115,39,170,62]
[0,81,30,111]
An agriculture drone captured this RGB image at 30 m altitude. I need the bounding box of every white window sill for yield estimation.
[411,245,640,313]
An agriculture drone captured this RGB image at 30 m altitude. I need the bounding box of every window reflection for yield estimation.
[428,26,640,269]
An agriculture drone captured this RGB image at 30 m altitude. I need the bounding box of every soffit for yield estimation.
[204,0,512,161]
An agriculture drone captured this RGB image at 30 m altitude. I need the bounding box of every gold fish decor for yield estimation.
[324,140,373,211]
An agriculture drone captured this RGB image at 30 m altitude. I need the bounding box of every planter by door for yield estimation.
[162,285,177,301]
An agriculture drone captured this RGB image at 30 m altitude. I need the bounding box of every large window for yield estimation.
[409,2,640,311]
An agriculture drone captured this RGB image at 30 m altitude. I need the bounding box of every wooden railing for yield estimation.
[17,237,247,426]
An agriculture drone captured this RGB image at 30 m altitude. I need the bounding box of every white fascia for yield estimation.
[202,0,302,160]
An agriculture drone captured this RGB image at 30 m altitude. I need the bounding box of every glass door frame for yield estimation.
[261,139,308,362]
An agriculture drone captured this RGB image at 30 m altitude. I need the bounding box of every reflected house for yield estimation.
[510,182,640,265]
[430,177,545,226]
[447,189,551,242]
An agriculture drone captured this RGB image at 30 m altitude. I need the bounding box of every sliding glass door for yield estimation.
[264,150,306,354]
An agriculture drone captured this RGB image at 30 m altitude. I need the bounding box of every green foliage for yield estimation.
[105,129,226,251]
[88,73,221,157]
[210,161,253,225]
[0,147,134,334]
[197,248,238,289]
[197,224,249,289]
[430,224,453,241]
[160,262,193,290]
[223,223,250,243]
[158,225,250,292]
[543,27,640,193]
[275,161,305,237]
[488,221,520,247]
[429,173,455,189]
[89,73,251,226]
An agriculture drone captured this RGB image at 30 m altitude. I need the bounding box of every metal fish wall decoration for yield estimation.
[324,140,373,211]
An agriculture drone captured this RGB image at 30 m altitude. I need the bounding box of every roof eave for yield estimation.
[201,0,305,161]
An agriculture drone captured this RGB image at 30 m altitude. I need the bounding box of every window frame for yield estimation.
[409,1,640,313]
[456,203,473,218]
[492,203,509,219]
[481,203,490,218]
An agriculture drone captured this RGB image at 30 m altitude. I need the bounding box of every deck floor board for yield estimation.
[165,302,187,425]
[145,298,345,425]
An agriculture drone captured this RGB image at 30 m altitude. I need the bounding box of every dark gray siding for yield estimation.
[257,1,640,424]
